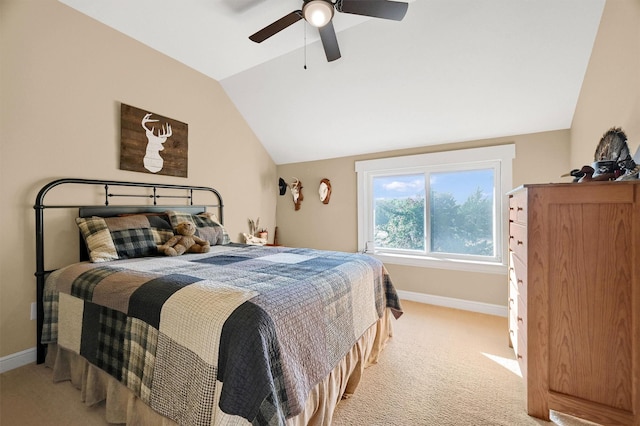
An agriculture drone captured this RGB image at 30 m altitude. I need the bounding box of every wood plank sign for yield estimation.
[120,103,188,177]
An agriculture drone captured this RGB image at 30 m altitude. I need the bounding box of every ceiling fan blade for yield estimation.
[339,0,408,21]
[249,10,303,43]
[318,21,341,62]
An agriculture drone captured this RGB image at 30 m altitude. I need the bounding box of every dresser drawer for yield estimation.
[508,291,518,329]
[517,330,527,380]
[509,222,527,261]
[509,191,527,224]
[510,253,527,302]
[509,326,518,354]
[509,297,519,349]
[509,299,528,379]
[508,286,527,348]
[516,295,527,343]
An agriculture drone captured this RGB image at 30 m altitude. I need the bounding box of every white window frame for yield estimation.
[356,144,515,274]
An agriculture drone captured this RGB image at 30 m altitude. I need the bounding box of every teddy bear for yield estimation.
[159,221,210,256]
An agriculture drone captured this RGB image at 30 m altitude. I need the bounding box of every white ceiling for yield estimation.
[59,0,606,164]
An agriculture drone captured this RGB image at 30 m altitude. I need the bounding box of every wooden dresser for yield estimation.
[507,181,640,425]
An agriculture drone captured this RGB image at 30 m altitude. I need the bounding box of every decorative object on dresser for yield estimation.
[561,127,638,182]
[594,127,630,163]
[507,181,640,425]
[120,103,188,177]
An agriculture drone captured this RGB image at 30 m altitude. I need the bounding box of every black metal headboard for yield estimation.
[34,178,224,363]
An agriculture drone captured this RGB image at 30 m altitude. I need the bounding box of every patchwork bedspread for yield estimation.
[42,244,402,425]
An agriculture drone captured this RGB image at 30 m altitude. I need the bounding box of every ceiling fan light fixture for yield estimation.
[303,0,334,28]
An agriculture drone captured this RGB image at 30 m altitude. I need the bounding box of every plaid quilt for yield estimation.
[43,244,402,425]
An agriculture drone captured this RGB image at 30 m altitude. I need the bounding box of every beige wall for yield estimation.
[276,130,571,306]
[570,0,640,164]
[0,0,277,358]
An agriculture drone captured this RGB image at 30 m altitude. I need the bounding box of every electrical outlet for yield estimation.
[30,302,37,320]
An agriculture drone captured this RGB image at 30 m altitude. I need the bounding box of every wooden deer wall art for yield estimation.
[120,103,188,177]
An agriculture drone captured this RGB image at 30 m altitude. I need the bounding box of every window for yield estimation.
[356,145,515,274]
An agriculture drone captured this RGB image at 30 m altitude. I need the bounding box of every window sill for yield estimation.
[368,252,508,275]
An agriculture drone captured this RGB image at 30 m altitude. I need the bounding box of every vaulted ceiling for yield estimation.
[58,0,606,164]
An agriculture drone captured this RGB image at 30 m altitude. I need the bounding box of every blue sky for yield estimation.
[374,169,494,203]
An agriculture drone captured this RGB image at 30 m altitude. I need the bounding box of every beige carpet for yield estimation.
[1,300,595,425]
[332,301,594,426]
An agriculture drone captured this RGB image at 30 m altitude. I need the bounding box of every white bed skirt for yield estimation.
[45,308,393,425]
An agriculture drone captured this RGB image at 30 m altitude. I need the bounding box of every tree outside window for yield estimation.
[356,144,514,273]
[373,170,494,256]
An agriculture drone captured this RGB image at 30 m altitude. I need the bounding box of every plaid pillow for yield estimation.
[118,213,174,246]
[147,215,175,245]
[76,215,160,262]
[166,211,231,245]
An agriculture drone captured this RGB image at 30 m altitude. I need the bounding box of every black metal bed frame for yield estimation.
[34,178,224,363]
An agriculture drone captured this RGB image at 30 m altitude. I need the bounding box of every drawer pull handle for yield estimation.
[517,316,523,322]
[517,279,523,285]
[509,235,514,239]
[517,240,523,245]
[517,207,523,211]
[517,353,523,359]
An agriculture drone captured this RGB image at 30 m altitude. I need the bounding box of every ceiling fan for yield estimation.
[249,0,409,62]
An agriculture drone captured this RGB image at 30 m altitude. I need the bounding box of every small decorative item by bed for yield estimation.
[561,127,639,182]
[244,217,267,245]
[119,103,188,177]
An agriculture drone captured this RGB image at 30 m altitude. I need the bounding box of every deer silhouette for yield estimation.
[142,113,172,173]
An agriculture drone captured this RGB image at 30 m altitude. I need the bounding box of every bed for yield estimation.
[35,178,403,425]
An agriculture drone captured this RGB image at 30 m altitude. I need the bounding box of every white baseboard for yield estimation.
[0,347,36,374]
[397,290,507,317]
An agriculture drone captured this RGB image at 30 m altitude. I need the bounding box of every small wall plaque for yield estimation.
[120,103,188,177]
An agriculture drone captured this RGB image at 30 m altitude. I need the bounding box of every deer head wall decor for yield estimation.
[289,178,303,210]
[142,113,172,173]
[120,104,188,177]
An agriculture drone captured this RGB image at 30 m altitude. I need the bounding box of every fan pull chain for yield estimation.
[303,21,307,70]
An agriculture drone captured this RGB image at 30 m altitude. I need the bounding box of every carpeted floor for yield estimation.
[332,301,595,426]
[1,300,596,425]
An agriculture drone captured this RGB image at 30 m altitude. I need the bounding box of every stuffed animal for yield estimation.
[159,221,210,256]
